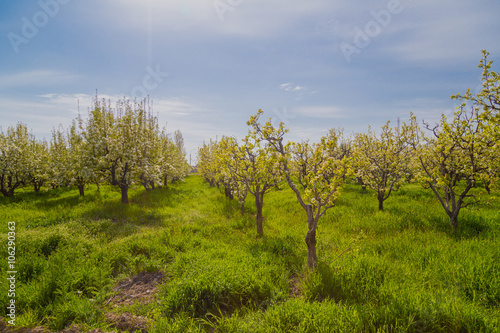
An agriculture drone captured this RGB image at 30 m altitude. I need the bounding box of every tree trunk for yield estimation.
[0,189,14,197]
[120,185,129,204]
[255,194,264,237]
[150,181,155,190]
[33,179,43,192]
[164,175,168,187]
[378,192,384,211]
[240,201,245,215]
[305,205,317,268]
[139,175,150,191]
[225,187,234,200]
[305,229,317,268]
[1,176,23,197]
[449,210,459,231]
[78,185,85,197]
[485,181,491,194]
[357,177,366,191]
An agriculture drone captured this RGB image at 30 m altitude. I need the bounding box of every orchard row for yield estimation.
[197,51,500,268]
[0,97,190,203]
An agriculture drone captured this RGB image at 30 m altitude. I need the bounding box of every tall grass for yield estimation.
[0,176,499,332]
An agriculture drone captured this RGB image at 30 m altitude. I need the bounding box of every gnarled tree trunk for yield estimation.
[357,177,366,191]
[378,192,384,211]
[225,186,234,200]
[78,185,85,197]
[305,205,317,268]
[33,180,43,192]
[448,209,460,231]
[0,175,23,197]
[120,184,129,204]
[255,193,264,237]
[485,181,491,194]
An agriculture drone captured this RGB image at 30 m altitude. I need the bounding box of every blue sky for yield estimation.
[1,0,499,161]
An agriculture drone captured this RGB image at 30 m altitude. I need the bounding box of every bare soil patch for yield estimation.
[289,275,302,298]
[106,271,164,308]
[1,271,165,333]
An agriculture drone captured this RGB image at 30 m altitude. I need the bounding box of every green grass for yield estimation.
[0,176,499,332]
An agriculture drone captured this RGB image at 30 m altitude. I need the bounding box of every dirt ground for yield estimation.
[1,271,165,333]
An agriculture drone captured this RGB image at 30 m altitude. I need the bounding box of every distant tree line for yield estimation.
[0,97,191,203]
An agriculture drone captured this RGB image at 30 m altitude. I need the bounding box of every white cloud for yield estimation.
[0,97,76,137]
[0,70,79,89]
[279,83,293,91]
[280,83,306,92]
[279,83,317,100]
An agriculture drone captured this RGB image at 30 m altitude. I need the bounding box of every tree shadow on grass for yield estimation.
[418,210,492,240]
[82,201,164,227]
[0,186,79,208]
[247,235,303,272]
[220,197,243,218]
[453,215,490,239]
[32,192,98,210]
[131,186,182,209]
[388,204,492,240]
